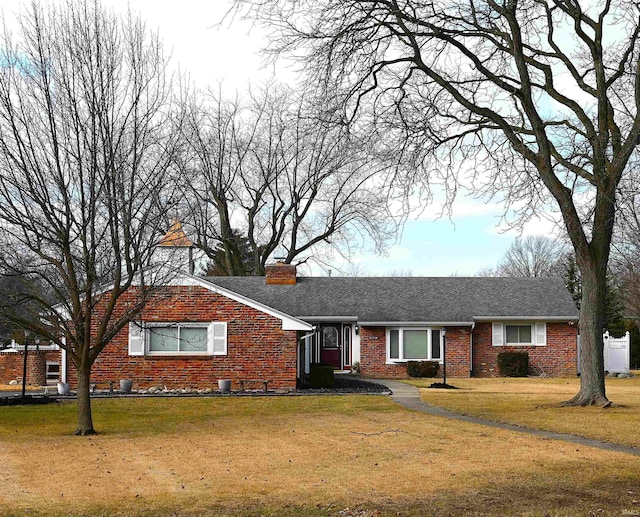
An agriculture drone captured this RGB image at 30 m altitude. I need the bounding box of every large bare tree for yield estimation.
[0,0,180,434]
[180,84,396,275]
[612,190,640,320]
[233,0,640,405]
[480,235,566,278]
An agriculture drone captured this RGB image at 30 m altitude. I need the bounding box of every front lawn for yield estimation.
[0,395,639,516]
[413,375,640,447]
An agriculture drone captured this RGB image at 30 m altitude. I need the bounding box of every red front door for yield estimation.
[320,325,341,369]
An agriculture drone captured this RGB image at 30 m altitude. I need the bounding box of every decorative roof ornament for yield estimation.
[158,218,193,248]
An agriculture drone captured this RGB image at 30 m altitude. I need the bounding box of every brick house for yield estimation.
[22,223,579,390]
[51,266,578,391]
[209,270,579,383]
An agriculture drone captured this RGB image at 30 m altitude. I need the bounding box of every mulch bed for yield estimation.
[298,376,389,394]
[0,376,390,401]
[0,394,57,406]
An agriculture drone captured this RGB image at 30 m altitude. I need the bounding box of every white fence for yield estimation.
[577,331,631,374]
[603,331,631,374]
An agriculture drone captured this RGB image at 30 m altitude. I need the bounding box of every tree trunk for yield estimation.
[564,262,610,406]
[75,367,96,435]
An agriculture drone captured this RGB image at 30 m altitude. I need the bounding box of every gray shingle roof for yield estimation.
[204,276,579,324]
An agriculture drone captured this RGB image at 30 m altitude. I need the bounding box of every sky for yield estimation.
[0,0,563,277]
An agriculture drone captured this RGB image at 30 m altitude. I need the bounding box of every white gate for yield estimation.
[603,331,630,374]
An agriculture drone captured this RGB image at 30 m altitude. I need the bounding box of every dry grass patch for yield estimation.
[0,384,41,391]
[0,395,639,516]
[413,376,640,447]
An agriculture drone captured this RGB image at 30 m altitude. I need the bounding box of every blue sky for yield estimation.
[328,200,559,277]
[1,0,562,277]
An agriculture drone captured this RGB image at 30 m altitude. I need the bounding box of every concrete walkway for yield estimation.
[373,379,640,457]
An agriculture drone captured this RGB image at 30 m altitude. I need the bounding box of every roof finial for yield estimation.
[158,218,193,247]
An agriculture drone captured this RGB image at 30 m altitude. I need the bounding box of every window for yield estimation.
[322,326,339,349]
[142,322,227,356]
[149,326,207,353]
[388,328,443,362]
[492,322,546,347]
[505,325,532,345]
[343,326,351,366]
[46,362,60,384]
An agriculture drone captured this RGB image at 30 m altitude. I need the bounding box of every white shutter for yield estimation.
[492,323,504,346]
[534,323,547,346]
[128,322,145,356]
[208,322,227,355]
[61,336,67,383]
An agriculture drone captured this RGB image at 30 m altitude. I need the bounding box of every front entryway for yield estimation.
[320,325,341,368]
[319,323,353,370]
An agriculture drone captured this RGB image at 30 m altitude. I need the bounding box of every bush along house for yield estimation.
[56,223,579,391]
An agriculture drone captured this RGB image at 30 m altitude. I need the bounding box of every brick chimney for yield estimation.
[265,261,297,285]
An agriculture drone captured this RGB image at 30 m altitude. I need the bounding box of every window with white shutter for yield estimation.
[135,322,228,356]
[492,322,547,347]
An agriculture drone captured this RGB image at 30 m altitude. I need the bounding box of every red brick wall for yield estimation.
[359,326,406,378]
[66,286,298,390]
[359,326,472,379]
[0,349,49,385]
[472,322,577,377]
[444,327,472,377]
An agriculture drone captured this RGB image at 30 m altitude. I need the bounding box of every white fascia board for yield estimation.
[296,316,359,322]
[473,316,579,322]
[173,274,313,332]
[359,321,475,327]
[50,269,312,332]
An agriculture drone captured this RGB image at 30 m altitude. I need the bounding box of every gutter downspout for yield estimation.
[470,322,475,377]
[298,327,317,375]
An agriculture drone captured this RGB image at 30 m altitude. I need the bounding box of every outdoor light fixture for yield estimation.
[355,324,360,335]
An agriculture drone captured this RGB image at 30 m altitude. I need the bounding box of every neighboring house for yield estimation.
[50,224,581,390]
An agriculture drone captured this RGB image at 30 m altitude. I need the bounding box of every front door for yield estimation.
[320,324,341,369]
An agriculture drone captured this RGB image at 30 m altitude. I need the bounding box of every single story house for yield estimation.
[47,224,581,390]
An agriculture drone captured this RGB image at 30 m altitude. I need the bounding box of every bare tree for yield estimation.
[233,0,640,406]
[179,87,249,275]
[494,236,565,278]
[611,192,640,321]
[180,84,397,275]
[0,0,180,434]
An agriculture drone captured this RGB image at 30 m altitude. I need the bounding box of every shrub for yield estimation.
[497,351,529,377]
[309,363,335,388]
[406,360,440,378]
